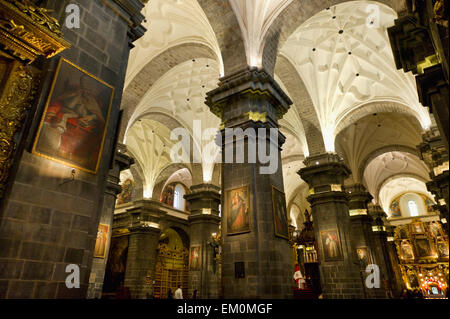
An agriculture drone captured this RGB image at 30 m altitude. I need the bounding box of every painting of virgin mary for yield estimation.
[226,186,250,235]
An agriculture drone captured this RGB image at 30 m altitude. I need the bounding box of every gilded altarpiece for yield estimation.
[0,0,69,198]
[154,242,189,299]
[394,219,449,298]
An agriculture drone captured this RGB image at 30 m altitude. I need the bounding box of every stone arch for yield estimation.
[358,145,421,182]
[196,0,248,76]
[275,54,326,155]
[152,163,194,202]
[376,173,430,203]
[261,0,404,75]
[334,101,425,138]
[120,42,217,142]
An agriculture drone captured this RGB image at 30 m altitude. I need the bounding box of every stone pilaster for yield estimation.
[87,144,133,298]
[368,204,399,297]
[205,67,292,299]
[184,184,221,299]
[123,200,165,299]
[346,184,385,298]
[299,153,364,299]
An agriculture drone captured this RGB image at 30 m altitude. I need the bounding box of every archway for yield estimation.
[154,228,190,299]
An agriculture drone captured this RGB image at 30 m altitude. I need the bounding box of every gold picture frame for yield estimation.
[271,186,289,239]
[94,223,109,258]
[32,57,114,174]
[225,185,251,236]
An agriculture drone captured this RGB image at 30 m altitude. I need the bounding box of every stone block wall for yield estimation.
[0,0,144,298]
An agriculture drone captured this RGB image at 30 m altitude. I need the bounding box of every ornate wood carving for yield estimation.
[0,59,40,197]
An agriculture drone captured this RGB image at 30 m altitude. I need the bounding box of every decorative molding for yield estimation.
[0,0,70,63]
[0,60,40,198]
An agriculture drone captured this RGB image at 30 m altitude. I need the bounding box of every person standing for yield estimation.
[175,285,183,299]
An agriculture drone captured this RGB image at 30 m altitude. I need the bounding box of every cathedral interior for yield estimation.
[0,0,448,300]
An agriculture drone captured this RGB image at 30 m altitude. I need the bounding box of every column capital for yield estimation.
[299,153,351,191]
[346,184,373,218]
[125,199,167,230]
[205,67,292,123]
[184,183,221,217]
[111,0,147,42]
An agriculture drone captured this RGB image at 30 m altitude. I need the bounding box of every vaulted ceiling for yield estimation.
[121,0,435,209]
[280,2,431,151]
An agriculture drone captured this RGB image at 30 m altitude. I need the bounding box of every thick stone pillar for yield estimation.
[205,68,292,299]
[385,225,405,297]
[347,184,385,298]
[184,184,221,299]
[299,153,364,299]
[87,144,133,298]
[417,127,449,232]
[368,204,398,297]
[123,201,164,299]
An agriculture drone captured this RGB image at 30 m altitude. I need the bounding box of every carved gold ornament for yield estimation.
[0,0,70,63]
[0,60,40,197]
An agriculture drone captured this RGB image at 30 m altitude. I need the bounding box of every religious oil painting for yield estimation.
[320,229,343,262]
[226,186,250,235]
[189,246,201,271]
[94,223,109,258]
[356,247,372,270]
[271,186,289,239]
[410,221,425,234]
[32,58,114,174]
[437,240,449,258]
[415,237,434,259]
[400,240,414,260]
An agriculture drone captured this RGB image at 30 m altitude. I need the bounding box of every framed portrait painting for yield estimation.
[356,247,372,270]
[400,240,414,260]
[271,186,289,239]
[226,186,250,235]
[415,237,435,259]
[410,222,425,234]
[437,240,449,259]
[320,229,343,262]
[32,58,114,174]
[94,223,109,258]
[189,246,201,271]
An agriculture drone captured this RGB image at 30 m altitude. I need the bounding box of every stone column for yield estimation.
[123,200,165,299]
[417,127,449,233]
[184,184,221,299]
[347,184,385,298]
[299,153,364,299]
[87,144,133,298]
[385,225,405,297]
[368,204,398,297]
[205,68,293,299]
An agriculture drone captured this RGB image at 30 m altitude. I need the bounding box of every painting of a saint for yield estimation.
[356,247,371,270]
[226,186,250,235]
[103,235,129,293]
[428,222,442,238]
[117,179,135,205]
[437,241,449,258]
[411,222,424,234]
[33,58,114,173]
[401,241,414,260]
[415,238,434,258]
[389,199,401,217]
[272,187,289,239]
[94,224,109,258]
[189,246,201,270]
[320,230,343,262]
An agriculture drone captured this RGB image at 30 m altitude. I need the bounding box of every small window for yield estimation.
[408,200,419,217]
[173,184,186,211]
